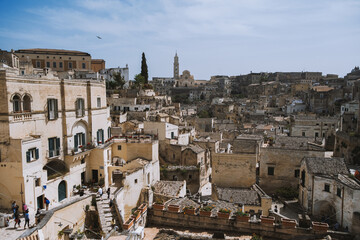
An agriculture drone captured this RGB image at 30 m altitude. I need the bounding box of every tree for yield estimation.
[134,73,146,89]
[112,72,125,89]
[141,52,148,83]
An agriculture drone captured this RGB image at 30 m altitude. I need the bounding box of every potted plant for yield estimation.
[153,200,164,210]
[260,215,275,225]
[235,211,250,222]
[168,204,180,212]
[281,218,297,228]
[132,210,141,221]
[312,221,329,232]
[138,203,147,214]
[217,208,231,219]
[183,206,196,215]
[123,217,134,230]
[200,205,214,217]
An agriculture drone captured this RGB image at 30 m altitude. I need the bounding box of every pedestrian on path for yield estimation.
[107,187,110,199]
[11,201,16,218]
[22,203,28,216]
[14,206,21,228]
[98,187,103,199]
[44,197,50,211]
[24,209,30,228]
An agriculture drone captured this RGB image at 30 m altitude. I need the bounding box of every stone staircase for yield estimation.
[96,188,121,234]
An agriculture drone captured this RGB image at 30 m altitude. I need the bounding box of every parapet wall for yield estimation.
[148,208,352,240]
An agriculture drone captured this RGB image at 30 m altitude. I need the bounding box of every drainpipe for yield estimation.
[311,175,315,215]
[341,186,344,227]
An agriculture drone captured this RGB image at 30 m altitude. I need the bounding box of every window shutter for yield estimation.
[26,151,30,162]
[82,133,85,146]
[56,138,60,155]
[74,134,78,150]
[97,130,100,144]
[101,129,104,143]
[54,99,58,119]
[49,138,54,157]
[47,99,51,120]
[35,148,39,159]
[81,99,85,116]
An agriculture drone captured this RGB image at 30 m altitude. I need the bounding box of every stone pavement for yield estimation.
[0,215,35,240]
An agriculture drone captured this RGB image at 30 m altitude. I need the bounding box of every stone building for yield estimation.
[259,136,325,193]
[299,157,360,234]
[0,62,110,212]
[291,115,338,140]
[15,48,93,72]
[212,184,272,216]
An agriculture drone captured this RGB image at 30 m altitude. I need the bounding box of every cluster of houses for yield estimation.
[0,48,359,239]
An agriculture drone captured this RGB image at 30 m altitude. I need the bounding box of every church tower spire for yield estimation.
[173,52,179,79]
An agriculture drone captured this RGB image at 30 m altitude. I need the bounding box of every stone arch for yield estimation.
[0,182,13,209]
[10,93,22,112]
[313,200,336,222]
[71,120,88,135]
[22,94,32,112]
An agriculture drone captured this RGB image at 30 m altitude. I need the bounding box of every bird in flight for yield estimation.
[96,36,102,39]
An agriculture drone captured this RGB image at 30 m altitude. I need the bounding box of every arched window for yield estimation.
[12,94,21,113]
[23,94,31,112]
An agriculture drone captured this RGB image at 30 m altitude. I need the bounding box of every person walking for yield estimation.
[24,209,30,228]
[11,201,16,218]
[107,187,110,199]
[98,187,103,199]
[14,205,21,228]
[44,197,50,211]
[22,203,28,216]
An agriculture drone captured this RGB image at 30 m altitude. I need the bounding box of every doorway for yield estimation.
[37,195,44,209]
[58,180,67,202]
[92,169,98,183]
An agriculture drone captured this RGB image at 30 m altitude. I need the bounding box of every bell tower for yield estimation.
[173,52,179,80]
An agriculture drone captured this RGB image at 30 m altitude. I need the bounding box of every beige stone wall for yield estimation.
[39,196,91,238]
[259,148,324,193]
[212,153,256,188]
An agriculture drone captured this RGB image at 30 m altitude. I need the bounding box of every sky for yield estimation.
[0,0,360,80]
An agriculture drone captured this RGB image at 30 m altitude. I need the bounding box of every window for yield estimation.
[23,94,31,112]
[294,169,300,178]
[302,132,305,137]
[97,129,104,144]
[268,167,274,176]
[324,183,330,192]
[26,148,39,162]
[68,62,73,69]
[134,179,138,184]
[46,62,50,68]
[97,97,101,108]
[47,99,58,120]
[76,98,85,117]
[48,137,60,158]
[107,127,111,139]
[82,63,86,69]
[12,94,21,112]
[301,170,305,187]
[117,145,122,150]
[59,62,63,68]
[337,187,341,197]
[36,61,41,68]
[315,132,319,138]
[74,132,85,152]
[189,175,192,180]
[53,62,56,68]
[35,178,41,187]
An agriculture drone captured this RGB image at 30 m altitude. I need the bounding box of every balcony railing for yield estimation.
[12,112,32,121]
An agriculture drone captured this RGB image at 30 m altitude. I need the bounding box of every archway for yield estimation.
[58,180,67,202]
[313,200,336,222]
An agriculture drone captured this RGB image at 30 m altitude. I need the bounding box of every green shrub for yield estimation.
[275,186,298,200]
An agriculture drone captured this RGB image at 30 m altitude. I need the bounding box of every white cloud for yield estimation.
[1,0,360,78]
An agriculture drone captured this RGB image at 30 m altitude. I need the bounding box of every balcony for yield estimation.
[12,112,32,122]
